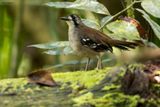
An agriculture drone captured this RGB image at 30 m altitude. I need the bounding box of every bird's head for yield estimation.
[61,14,82,27]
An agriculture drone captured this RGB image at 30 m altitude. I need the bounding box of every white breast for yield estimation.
[68,25,81,51]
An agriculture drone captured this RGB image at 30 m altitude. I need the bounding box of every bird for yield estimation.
[61,14,139,71]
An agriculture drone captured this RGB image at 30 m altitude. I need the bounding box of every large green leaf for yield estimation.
[62,46,74,55]
[44,46,74,55]
[45,0,110,15]
[82,19,99,29]
[43,48,64,55]
[106,20,140,41]
[141,0,160,18]
[100,15,113,27]
[136,9,160,40]
[28,41,69,49]
[28,41,74,55]
[52,60,80,68]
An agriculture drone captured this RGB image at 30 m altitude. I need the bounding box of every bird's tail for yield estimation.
[111,40,140,50]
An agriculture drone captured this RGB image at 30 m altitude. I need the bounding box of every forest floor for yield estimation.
[0,62,160,107]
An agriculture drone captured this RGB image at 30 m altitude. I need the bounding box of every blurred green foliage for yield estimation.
[0,5,13,78]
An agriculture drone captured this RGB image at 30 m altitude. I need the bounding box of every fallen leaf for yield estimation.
[27,69,57,87]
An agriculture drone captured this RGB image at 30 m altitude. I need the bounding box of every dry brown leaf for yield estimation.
[27,69,57,87]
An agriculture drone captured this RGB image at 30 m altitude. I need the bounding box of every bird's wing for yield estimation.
[79,26,113,52]
[80,25,138,51]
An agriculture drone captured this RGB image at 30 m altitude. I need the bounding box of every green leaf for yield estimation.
[45,0,110,15]
[63,46,74,55]
[28,41,69,49]
[43,46,74,55]
[29,41,74,55]
[100,15,112,27]
[53,60,80,68]
[82,19,99,29]
[106,20,140,41]
[136,9,160,40]
[43,49,63,55]
[141,0,160,18]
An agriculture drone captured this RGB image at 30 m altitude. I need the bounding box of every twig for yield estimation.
[99,1,141,30]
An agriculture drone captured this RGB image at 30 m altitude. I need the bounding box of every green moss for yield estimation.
[0,78,27,93]
[0,68,111,107]
[102,84,120,91]
[53,68,110,88]
[0,78,73,107]
[72,82,140,107]
[0,66,160,107]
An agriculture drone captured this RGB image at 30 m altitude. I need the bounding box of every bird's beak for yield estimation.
[60,17,70,21]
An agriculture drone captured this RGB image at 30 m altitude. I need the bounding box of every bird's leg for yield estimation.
[96,55,103,70]
[85,57,90,71]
